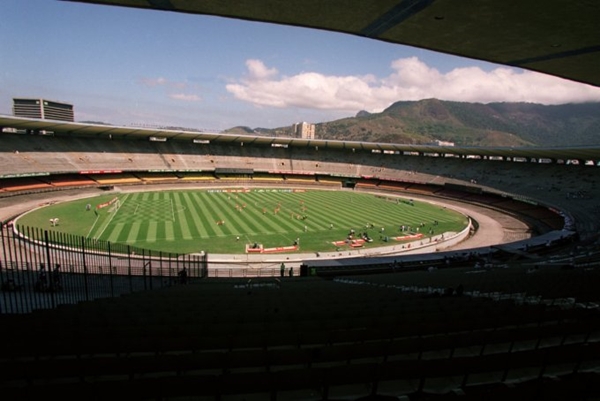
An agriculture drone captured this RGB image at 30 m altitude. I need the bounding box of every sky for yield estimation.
[2,1,600,131]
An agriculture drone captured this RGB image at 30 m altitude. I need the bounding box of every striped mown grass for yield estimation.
[16,188,468,254]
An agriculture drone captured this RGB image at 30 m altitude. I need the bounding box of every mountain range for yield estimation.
[225,99,600,147]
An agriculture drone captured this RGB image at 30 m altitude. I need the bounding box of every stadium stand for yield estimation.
[0,134,597,233]
[2,0,600,397]
[1,129,599,400]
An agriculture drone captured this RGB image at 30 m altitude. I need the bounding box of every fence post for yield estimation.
[127,245,133,293]
[159,251,163,288]
[81,236,90,302]
[43,230,57,309]
[201,253,208,278]
[108,241,114,298]
[141,248,147,291]
[0,225,7,314]
[148,250,153,290]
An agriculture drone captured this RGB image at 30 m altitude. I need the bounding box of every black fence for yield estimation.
[0,223,207,314]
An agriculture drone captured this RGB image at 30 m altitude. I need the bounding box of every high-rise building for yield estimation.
[293,122,315,140]
[13,98,74,122]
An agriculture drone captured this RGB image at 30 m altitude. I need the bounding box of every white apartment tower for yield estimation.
[293,122,315,139]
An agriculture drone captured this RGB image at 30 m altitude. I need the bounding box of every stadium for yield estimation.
[1,1,600,400]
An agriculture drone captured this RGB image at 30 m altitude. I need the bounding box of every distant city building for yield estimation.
[293,122,315,139]
[12,98,74,122]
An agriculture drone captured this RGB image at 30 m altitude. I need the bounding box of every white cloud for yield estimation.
[245,59,278,80]
[139,77,200,102]
[139,77,187,90]
[139,77,169,87]
[169,93,201,102]
[226,57,600,113]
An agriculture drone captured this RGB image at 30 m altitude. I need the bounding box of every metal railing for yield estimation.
[0,223,207,314]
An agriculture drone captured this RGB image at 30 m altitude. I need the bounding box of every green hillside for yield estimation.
[229,100,600,147]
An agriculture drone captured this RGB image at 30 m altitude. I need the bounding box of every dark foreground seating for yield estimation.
[1,266,600,400]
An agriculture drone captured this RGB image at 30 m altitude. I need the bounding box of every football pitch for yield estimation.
[16,189,469,254]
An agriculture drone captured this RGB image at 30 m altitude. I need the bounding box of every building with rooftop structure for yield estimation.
[12,98,74,122]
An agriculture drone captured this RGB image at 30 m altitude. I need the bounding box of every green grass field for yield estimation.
[16,189,468,254]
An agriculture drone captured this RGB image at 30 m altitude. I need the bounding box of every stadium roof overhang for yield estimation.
[3,115,600,162]
[63,0,600,89]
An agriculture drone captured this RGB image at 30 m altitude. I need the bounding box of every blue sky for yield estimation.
[2,0,600,130]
